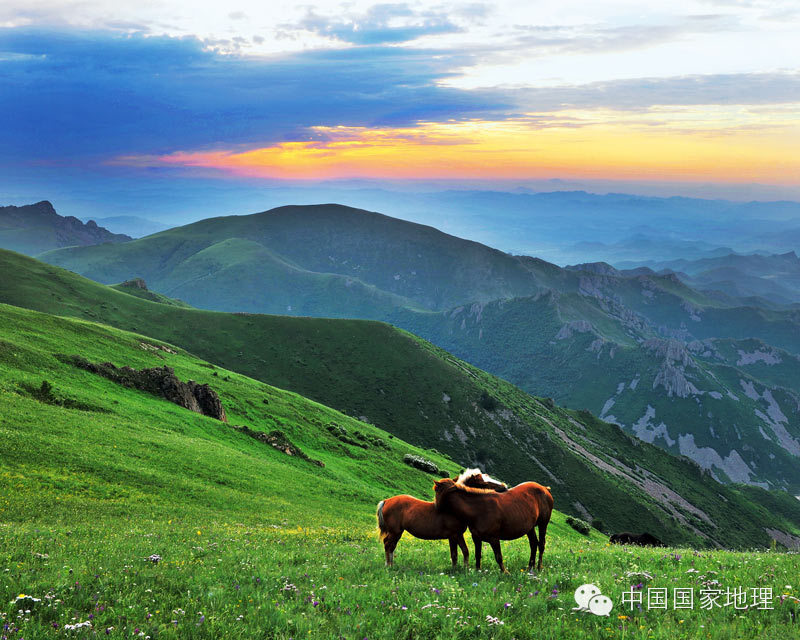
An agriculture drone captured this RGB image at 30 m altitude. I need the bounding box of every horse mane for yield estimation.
[457,468,480,483]
[457,468,507,488]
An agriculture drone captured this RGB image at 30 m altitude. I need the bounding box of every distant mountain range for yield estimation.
[614,251,800,306]
[0,201,130,254]
[34,203,800,494]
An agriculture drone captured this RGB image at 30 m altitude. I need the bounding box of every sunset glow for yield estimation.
[120,105,800,183]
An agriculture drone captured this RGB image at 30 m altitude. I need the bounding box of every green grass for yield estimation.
[109,281,192,308]
[3,520,799,639]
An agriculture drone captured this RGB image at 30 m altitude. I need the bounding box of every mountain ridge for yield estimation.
[0,200,131,255]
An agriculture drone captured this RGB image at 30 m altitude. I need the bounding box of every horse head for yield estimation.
[433,478,457,508]
[457,468,509,492]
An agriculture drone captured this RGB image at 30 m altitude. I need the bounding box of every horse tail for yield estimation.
[538,485,555,524]
[376,500,388,541]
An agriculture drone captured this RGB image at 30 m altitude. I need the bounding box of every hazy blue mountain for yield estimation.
[0,201,130,255]
[622,251,800,306]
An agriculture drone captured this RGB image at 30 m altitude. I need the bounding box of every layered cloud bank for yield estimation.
[1,1,798,193]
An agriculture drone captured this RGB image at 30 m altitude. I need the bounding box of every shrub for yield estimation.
[591,518,605,533]
[403,454,445,476]
[18,379,108,413]
[478,390,498,411]
[566,516,591,535]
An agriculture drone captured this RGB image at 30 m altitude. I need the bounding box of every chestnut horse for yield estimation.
[376,470,506,568]
[433,477,553,573]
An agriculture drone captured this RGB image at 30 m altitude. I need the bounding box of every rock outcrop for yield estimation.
[61,355,226,421]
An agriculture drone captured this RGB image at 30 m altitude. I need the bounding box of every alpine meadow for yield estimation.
[2,2,800,640]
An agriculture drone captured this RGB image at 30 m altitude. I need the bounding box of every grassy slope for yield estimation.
[0,302,463,527]
[390,290,800,492]
[109,282,192,308]
[2,249,800,549]
[2,282,800,640]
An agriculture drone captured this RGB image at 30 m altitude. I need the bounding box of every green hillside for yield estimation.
[39,203,549,312]
[36,206,800,489]
[0,302,462,525]
[110,278,192,307]
[38,204,800,354]
[392,292,800,492]
[2,249,800,549]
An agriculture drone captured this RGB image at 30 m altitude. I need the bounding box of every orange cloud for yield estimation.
[116,107,800,184]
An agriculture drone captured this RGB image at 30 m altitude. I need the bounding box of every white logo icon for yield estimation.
[573,584,613,616]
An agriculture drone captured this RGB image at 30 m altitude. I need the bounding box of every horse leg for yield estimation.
[474,538,482,570]
[384,532,402,567]
[457,534,470,568]
[537,521,549,571]
[448,537,459,569]
[526,529,539,572]
[488,539,508,574]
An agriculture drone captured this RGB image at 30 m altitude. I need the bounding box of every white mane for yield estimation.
[457,468,506,487]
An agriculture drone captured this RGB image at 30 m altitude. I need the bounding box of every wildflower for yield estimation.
[146,555,162,564]
[401,606,408,611]
[105,627,114,635]
[504,603,512,609]
[486,615,504,625]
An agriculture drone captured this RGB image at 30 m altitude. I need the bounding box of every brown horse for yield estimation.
[376,470,506,568]
[433,477,553,573]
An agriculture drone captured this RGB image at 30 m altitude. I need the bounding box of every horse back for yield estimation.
[510,482,553,524]
[382,494,464,539]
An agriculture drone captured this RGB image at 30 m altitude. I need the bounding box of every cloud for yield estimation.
[509,14,741,57]
[517,73,800,111]
[1,27,797,169]
[290,3,462,45]
[0,28,506,163]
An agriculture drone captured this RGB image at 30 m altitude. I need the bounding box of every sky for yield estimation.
[1,0,800,219]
